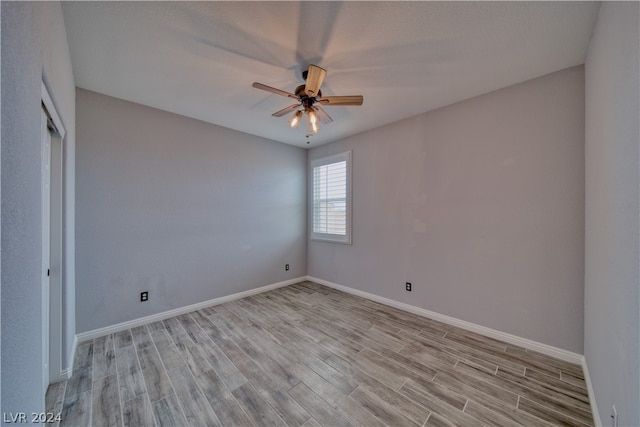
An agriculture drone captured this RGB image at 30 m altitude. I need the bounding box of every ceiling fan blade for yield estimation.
[272,104,301,117]
[317,95,364,106]
[304,65,326,97]
[252,82,298,100]
[313,106,333,124]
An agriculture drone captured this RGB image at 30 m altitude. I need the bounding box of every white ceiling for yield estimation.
[62,1,600,148]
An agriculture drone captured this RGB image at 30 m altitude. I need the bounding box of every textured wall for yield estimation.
[75,89,307,332]
[584,2,640,426]
[1,1,76,416]
[309,66,585,352]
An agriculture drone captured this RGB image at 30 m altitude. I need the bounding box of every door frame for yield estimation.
[41,105,51,396]
[41,82,66,393]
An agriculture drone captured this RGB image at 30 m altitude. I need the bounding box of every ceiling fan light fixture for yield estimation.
[307,109,319,133]
[289,110,303,128]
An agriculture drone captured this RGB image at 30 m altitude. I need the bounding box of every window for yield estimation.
[311,151,352,244]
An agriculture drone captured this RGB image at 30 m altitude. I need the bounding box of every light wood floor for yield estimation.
[47,281,593,427]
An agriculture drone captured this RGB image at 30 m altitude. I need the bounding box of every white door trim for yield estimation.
[41,83,65,139]
[40,82,67,387]
[41,107,51,396]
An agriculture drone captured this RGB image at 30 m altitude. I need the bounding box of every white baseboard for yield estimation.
[306,275,584,365]
[76,274,585,365]
[73,274,599,423]
[582,357,601,426]
[76,277,306,342]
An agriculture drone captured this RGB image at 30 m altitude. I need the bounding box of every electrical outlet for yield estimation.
[140,291,148,302]
[285,264,290,271]
[611,405,618,427]
[406,282,412,291]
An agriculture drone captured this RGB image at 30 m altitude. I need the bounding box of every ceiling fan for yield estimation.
[252,64,363,134]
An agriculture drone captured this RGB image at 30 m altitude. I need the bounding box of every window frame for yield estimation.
[310,150,352,245]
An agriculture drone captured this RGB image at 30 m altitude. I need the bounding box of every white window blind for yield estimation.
[311,151,352,244]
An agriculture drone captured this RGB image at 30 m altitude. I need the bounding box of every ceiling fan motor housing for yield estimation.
[295,84,321,107]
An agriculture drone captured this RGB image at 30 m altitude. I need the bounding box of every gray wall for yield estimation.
[584,2,640,426]
[309,66,585,353]
[1,1,76,416]
[75,89,306,332]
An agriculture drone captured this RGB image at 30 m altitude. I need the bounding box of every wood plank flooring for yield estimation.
[47,281,593,426]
